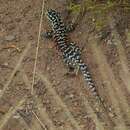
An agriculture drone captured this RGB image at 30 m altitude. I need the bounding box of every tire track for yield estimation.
[0,42,31,99]
[82,101,105,130]
[59,72,113,129]
[22,70,57,130]
[89,37,129,130]
[29,116,44,130]
[37,71,82,130]
[108,15,130,94]
[22,69,75,130]
[0,96,27,129]
[34,102,57,130]
[77,92,108,130]
[117,43,130,89]
[18,116,33,130]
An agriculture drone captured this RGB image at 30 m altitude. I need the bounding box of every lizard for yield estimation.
[42,9,113,114]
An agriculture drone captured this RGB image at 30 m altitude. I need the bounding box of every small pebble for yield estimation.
[92,18,96,22]
[69,94,74,98]
[5,35,15,41]
[46,66,50,71]
[95,107,100,112]
[13,114,20,119]
[3,62,8,66]
[109,112,115,118]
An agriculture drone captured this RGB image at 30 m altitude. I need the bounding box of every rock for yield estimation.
[5,35,16,41]
[3,62,8,66]
[13,113,20,119]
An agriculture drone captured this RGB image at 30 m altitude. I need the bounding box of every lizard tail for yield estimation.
[78,60,110,111]
[78,60,98,97]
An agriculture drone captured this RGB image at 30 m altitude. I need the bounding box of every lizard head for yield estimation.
[46,9,60,24]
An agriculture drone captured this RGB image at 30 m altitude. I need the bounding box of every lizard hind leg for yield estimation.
[65,23,76,33]
[41,30,53,39]
[65,65,80,77]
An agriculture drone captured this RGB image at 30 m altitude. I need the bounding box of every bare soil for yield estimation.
[0,0,130,130]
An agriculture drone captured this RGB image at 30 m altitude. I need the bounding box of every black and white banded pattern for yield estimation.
[43,9,112,112]
[44,9,100,98]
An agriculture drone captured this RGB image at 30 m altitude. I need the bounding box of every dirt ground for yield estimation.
[0,0,130,130]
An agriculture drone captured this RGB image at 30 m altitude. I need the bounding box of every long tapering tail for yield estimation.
[78,60,99,97]
[78,60,112,113]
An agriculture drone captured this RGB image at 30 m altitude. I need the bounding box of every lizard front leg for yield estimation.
[41,30,53,39]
